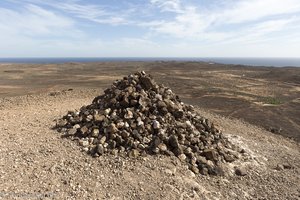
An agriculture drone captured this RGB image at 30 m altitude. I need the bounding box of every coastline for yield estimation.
[0,57,300,67]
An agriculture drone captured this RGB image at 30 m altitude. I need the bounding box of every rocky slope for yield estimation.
[0,88,299,199]
[56,72,242,176]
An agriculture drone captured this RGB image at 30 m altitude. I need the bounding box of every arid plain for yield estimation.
[0,61,299,199]
[1,61,299,141]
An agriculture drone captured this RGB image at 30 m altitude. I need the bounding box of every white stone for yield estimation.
[124,110,133,119]
[79,140,89,147]
[153,120,160,129]
[137,121,144,126]
[117,122,125,128]
[124,122,129,128]
[73,124,80,129]
[104,108,111,115]
[155,94,163,101]
[178,154,186,161]
[186,120,192,127]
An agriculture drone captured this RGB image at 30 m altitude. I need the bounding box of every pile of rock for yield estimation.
[56,71,240,175]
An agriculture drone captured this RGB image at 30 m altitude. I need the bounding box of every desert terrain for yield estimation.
[0,61,299,141]
[0,61,299,199]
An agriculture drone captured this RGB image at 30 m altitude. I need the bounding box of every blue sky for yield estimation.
[0,0,300,57]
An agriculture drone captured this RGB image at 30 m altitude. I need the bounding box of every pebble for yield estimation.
[94,114,105,122]
[91,129,100,137]
[235,167,247,176]
[191,166,199,174]
[104,108,111,115]
[68,128,77,136]
[124,109,133,119]
[79,140,89,147]
[153,120,160,129]
[99,136,106,144]
[158,143,167,152]
[275,164,284,171]
[178,154,186,162]
[129,149,140,158]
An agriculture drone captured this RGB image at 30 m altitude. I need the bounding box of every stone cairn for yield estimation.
[56,71,240,175]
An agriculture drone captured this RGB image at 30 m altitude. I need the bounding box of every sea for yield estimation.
[0,57,300,67]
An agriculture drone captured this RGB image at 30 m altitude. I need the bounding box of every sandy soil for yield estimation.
[0,89,299,199]
[0,62,299,142]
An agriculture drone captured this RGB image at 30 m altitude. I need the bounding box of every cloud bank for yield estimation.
[0,0,300,57]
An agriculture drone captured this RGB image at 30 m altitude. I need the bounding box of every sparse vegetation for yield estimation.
[263,96,282,105]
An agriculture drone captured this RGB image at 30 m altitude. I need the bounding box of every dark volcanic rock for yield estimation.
[56,71,240,175]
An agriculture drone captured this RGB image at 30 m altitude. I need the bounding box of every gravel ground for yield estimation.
[0,89,299,200]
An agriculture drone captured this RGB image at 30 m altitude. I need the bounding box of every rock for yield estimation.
[169,135,180,148]
[55,71,241,176]
[209,166,225,176]
[82,147,89,152]
[201,149,218,161]
[124,109,133,119]
[73,124,81,129]
[94,114,105,122]
[269,127,282,134]
[116,121,125,128]
[86,115,93,121]
[153,120,160,129]
[120,97,130,107]
[275,164,284,171]
[96,144,104,155]
[79,140,89,147]
[200,167,209,175]
[158,143,167,152]
[104,108,111,115]
[137,120,144,127]
[196,156,207,165]
[174,110,184,118]
[140,76,155,90]
[164,169,173,175]
[57,119,67,127]
[121,130,130,139]
[191,166,199,174]
[108,123,118,134]
[157,101,167,108]
[99,136,107,144]
[91,129,100,137]
[129,149,140,158]
[282,163,293,169]
[235,167,247,176]
[169,135,183,156]
[178,154,186,162]
[80,126,89,136]
[67,128,77,136]
[223,154,235,162]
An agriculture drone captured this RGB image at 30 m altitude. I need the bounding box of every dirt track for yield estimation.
[0,89,299,199]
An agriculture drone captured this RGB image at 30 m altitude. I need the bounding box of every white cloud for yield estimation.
[14,0,131,25]
[152,6,207,38]
[150,0,183,13]
[0,3,85,57]
[219,0,300,24]
[0,4,75,36]
[51,2,129,25]
[1,0,300,57]
[146,0,300,44]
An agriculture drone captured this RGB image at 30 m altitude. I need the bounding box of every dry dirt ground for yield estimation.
[0,61,299,141]
[0,89,299,200]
